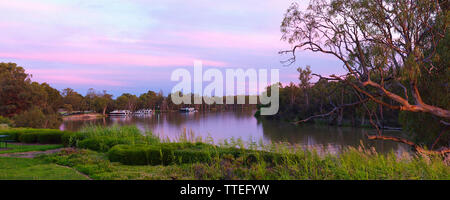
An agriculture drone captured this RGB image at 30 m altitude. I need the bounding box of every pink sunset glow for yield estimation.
[0,0,342,96]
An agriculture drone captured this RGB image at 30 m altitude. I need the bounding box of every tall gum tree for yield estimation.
[280,0,450,154]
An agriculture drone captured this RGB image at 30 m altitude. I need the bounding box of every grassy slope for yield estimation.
[0,157,88,180]
[40,149,194,180]
[1,144,449,180]
[40,148,450,180]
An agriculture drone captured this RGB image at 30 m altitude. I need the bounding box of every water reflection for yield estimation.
[60,111,410,155]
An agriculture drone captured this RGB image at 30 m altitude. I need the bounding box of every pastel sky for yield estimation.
[1,0,343,97]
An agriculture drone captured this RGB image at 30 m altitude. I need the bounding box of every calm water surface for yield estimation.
[60,111,409,155]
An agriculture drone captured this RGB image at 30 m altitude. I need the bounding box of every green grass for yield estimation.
[40,149,193,180]
[39,143,450,180]
[0,157,89,180]
[0,144,63,154]
[0,125,448,180]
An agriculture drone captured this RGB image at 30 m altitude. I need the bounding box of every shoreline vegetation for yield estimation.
[0,126,448,180]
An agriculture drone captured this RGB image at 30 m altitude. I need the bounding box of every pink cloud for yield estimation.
[0,52,226,67]
[26,67,178,87]
[0,1,62,12]
[170,31,284,52]
[34,75,126,87]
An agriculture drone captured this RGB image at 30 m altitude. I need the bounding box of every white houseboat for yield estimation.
[109,110,132,116]
[134,109,152,115]
[179,107,196,112]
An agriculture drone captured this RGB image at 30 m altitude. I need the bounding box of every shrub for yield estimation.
[108,144,175,165]
[77,137,133,152]
[61,132,86,147]
[63,125,160,151]
[0,128,68,144]
[243,152,285,165]
[173,149,213,164]
[13,107,63,129]
[36,131,65,144]
[0,129,23,140]
[18,132,38,143]
[0,116,12,127]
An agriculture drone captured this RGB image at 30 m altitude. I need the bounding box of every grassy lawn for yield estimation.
[0,143,63,154]
[39,148,450,180]
[0,157,89,180]
[0,126,448,180]
[40,149,194,180]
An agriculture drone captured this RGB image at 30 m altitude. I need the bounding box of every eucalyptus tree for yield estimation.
[116,93,138,111]
[281,0,449,153]
[62,88,85,112]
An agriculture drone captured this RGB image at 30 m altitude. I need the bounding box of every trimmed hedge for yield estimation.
[108,145,170,165]
[0,128,69,144]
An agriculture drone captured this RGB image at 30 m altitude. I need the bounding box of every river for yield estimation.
[60,110,410,155]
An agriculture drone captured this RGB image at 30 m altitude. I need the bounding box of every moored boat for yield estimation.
[134,109,152,115]
[109,110,132,116]
[179,107,196,112]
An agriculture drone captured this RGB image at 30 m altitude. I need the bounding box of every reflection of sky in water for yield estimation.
[61,111,410,155]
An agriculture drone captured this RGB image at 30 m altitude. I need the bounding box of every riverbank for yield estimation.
[62,113,105,121]
[0,126,449,180]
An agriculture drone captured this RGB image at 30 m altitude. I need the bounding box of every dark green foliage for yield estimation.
[0,116,12,126]
[77,137,133,152]
[277,0,449,149]
[61,133,89,147]
[17,133,38,143]
[0,63,63,128]
[13,107,62,129]
[0,129,20,140]
[0,128,69,144]
[399,31,450,148]
[108,143,217,165]
[62,125,160,152]
[244,152,284,165]
[173,149,213,164]
[35,131,65,144]
[108,145,172,165]
[107,142,291,166]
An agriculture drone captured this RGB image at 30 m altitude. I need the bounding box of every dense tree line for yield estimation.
[260,68,401,128]
[0,62,258,128]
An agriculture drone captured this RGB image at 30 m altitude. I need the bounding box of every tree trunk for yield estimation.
[337,108,344,126]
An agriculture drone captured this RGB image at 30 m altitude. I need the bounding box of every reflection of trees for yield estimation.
[260,120,409,154]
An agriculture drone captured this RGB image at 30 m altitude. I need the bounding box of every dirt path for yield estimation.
[0,148,66,158]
